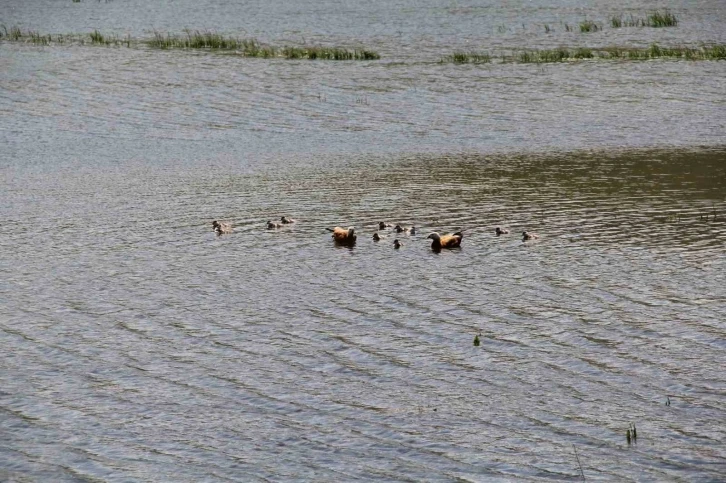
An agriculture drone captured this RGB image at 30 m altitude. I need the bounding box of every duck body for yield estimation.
[393,239,403,249]
[212,220,233,234]
[522,231,539,241]
[331,226,357,245]
[378,222,392,230]
[267,220,282,229]
[495,227,510,236]
[372,232,385,242]
[427,231,463,250]
[281,216,296,224]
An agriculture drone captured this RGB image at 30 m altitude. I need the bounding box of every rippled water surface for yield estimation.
[2,1,726,481]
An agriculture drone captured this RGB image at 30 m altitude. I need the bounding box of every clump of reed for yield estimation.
[512,44,726,63]
[518,48,594,63]
[579,20,601,33]
[611,10,678,28]
[28,30,51,45]
[145,30,380,60]
[648,9,678,27]
[444,51,491,64]
[282,46,380,60]
[148,30,249,50]
[611,14,646,28]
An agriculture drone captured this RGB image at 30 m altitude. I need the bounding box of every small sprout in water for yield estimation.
[632,423,637,440]
[473,333,481,346]
[626,428,631,444]
[666,396,671,406]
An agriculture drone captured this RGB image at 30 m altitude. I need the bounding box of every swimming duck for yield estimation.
[378,222,392,230]
[267,220,282,229]
[409,226,416,235]
[373,232,385,242]
[212,220,233,235]
[281,216,296,224]
[522,231,539,241]
[495,227,510,236]
[394,224,413,233]
[393,239,403,249]
[329,226,357,245]
[427,231,463,250]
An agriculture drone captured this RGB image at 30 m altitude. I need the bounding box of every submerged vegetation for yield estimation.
[0,27,380,60]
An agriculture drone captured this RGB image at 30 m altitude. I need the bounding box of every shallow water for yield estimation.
[2,1,726,481]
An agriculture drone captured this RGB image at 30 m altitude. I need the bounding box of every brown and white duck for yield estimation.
[522,231,539,241]
[378,221,392,230]
[427,231,463,250]
[495,227,510,236]
[393,239,403,249]
[328,226,357,245]
[281,216,296,224]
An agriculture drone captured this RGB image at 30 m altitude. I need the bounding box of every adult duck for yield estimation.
[427,231,463,250]
[329,226,357,245]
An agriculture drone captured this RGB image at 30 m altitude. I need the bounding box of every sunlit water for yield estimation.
[2,1,726,481]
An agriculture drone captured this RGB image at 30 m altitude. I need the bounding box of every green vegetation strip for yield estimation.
[444,44,726,64]
[0,27,380,60]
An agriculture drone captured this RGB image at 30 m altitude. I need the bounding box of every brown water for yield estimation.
[2,1,726,481]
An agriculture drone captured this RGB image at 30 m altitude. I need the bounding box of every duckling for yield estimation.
[281,216,296,224]
[409,226,416,235]
[328,226,357,245]
[378,221,392,230]
[393,239,403,249]
[267,220,282,229]
[427,231,463,251]
[212,220,233,235]
[522,231,539,241]
[394,224,411,233]
[495,227,510,236]
[372,232,386,242]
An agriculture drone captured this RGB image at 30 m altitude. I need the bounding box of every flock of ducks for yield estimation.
[212,217,540,250]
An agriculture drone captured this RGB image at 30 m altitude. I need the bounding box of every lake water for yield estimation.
[1,1,725,481]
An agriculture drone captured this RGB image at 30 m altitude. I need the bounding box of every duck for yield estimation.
[212,220,233,235]
[393,239,403,249]
[427,231,463,250]
[522,231,539,241]
[267,220,282,229]
[378,221,392,230]
[495,227,510,236]
[281,216,296,224]
[394,224,413,233]
[409,226,416,235]
[372,232,385,242]
[328,226,357,245]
